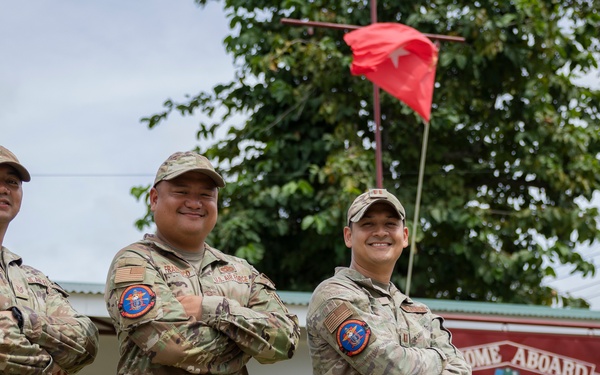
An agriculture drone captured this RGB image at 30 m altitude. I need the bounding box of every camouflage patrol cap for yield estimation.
[153,151,225,188]
[347,188,405,225]
[0,146,31,182]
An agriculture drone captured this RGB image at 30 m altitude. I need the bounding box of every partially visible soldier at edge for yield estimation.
[307,188,471,375]
[105,150,300,374]
[0,145,99,374]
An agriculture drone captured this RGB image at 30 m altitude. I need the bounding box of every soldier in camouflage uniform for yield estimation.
[105,151,300,374]
[0,145,99,374]
[307,189,471,375]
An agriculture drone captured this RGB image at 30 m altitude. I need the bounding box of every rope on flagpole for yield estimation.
[405,120,430,297]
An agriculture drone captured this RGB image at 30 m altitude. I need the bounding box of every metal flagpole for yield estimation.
[281,5,464,296]
[371,0,383,188]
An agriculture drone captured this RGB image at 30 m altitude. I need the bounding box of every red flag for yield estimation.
[343,22,439,122]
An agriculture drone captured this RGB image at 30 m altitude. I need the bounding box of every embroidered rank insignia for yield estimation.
[336,319,371,356]
[219,265,236,274]
[119,285,156,319]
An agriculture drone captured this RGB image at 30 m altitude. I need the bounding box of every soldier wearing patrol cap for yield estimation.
[104,151,300,374]
[0,145,99,373]
[307,188,471,374]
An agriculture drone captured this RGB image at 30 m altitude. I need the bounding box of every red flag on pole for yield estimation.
[343,22,439,122]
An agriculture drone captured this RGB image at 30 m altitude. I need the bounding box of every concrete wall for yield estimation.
[247,330,310,375]
[79,334,119,375]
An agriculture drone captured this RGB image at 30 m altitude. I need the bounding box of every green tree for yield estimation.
[135,0,600,306]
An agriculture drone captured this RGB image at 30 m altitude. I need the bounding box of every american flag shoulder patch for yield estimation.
[115,266,145,284]
[324,302,353,333]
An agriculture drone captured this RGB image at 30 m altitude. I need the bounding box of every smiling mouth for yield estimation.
[180,211,205,217]
[369,242,391,247]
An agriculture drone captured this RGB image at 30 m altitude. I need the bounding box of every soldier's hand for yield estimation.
[50,362,68,375]
[176,295,203,320]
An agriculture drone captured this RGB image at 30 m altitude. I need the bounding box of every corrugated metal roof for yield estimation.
[278,291,313,305]
[419,298,600,321]
[59,281,600,321]
[59,281,105,295]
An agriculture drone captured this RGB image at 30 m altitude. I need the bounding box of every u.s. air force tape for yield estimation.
[119,285,156,319]
[336,319,371,356]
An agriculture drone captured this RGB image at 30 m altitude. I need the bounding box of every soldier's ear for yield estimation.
[149,187,159,211]
[402,226,409,248]
[343,226,353,248]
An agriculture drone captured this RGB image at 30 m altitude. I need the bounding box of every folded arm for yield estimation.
[0,312,54,374]
[201,273,300,364]
[17,284,99,373]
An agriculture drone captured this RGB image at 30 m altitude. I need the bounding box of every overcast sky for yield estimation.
[1,0,232,284]
[1,1,598,309]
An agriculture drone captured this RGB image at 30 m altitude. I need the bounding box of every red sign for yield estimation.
[452,329,599,375]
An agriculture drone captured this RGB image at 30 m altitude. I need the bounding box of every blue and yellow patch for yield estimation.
[336,319,371,356]
[119,285,156,319]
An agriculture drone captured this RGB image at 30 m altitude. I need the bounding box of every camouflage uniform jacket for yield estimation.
[0,247,99,374]
[105,234,300,374]
[307,267,471,375]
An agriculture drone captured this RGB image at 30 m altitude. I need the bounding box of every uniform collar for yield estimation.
[143,233,228,268]
[0,246,22,269]
[335,266,412,304]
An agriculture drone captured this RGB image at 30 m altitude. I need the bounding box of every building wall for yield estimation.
[79,334,119,375]
[247,330,310,375]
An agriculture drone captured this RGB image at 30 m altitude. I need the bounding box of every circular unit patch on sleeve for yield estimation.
[336,319,371,356]
[119,285,156,319]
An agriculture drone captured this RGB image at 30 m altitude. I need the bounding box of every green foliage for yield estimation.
[137,0,600,305]
[131,184,152,231]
